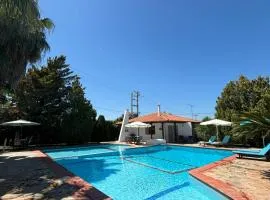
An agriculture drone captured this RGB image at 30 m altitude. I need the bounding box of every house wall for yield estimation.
[124,122,193,142]
[126,123,163,141]
[118,110,130,142]
[177,122,192,137]
[149,123,163,140]
[163,123,174,142]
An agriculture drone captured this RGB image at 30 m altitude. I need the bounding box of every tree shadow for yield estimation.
[0,151,118,199]
[261,170,270,181]
[237,156,269,162]
[56,156,121,183]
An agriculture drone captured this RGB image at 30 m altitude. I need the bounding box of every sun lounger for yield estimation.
[211,135,231,146]
[199,136,216,145]
[233,143,270,160]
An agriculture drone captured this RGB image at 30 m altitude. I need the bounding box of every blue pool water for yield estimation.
[44,144,233,200]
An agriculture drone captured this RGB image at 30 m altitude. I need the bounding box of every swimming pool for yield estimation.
[44,144,233,200]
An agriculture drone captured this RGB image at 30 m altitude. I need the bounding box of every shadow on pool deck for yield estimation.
[261,169,270,180]
[0,151,112,199]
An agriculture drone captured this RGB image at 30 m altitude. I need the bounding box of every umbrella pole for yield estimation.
[216,125,219,141]
[21,125,23,138]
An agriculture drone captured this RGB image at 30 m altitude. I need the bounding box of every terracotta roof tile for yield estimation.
[129,112,200,123]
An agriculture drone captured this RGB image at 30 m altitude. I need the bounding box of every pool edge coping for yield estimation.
[34,150,112,200]
[189,155,252,200]
[36,143,252,200]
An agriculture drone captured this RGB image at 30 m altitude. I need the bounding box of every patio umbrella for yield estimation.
[200,119,232,141]
[125,121,151,136]
[0,119,40,127]
[0,119,40,143]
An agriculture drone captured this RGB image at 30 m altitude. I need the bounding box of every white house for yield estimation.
[118,107,200,143]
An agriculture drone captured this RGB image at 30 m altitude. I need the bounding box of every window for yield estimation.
[146,125,155,135]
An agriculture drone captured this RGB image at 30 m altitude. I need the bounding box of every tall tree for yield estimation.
[216,75,270,145]
[16,56,75,143]
[92,115,120,142]
[216,75,270,121]
[0,0,54,88]
[61,77,97,144]
[93,115,107,142]
[0,90,21,123]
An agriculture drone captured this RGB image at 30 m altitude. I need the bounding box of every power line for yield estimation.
[95,105,214,118]
[95,106,123,113]
[187,104,194,119]
[69,67,215,118]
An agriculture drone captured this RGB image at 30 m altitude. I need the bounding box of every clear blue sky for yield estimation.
[39,0,270,120]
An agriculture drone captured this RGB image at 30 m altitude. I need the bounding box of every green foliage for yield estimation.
[0,0,54,88]
[1,55,116,145]
[105,121,120,141]
[232,112,270,147]
[113,114,124,123]
[0,1,116,144]
[16,56,96,143]
[92,115,106,142]
[195,116,216,140]
[61,77,97,144]
[216,75,270,121]
[0,89,22,142]
[216,75,270,145]
[0,90,21,122]
[92,115,120,142]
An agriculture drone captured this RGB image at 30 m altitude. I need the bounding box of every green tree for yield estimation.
[61,77,97,144]
[0,0,54,88]
[105,120,121,141]
[195,116,216,141]
[92,115,107,142]
[15,56,75,143]
[113,114,124,123]
[216,75,270,121]
[216,75,270,145]
[0,90,21,123]
[92,115,121,142]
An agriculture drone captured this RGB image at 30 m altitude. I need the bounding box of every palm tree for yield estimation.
[232,112,270,147]
[0,0,54,89]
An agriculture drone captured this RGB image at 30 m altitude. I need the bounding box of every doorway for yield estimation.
[168,125,175,143]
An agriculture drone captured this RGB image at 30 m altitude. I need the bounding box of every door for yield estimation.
[168,125,175,143]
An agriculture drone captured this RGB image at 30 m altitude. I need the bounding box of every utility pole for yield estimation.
[187,104,194,119]
[130,91,140,117]
[130,92,133,114]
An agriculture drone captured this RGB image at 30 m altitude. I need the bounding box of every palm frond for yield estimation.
[232,111,270,146]
[40,18,55,31]
[0,0,54,88]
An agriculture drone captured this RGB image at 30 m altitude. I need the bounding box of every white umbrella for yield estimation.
[1,119,40,144]
[200,119,232,141]
[125,121,151,136]
[0,119,40,126]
